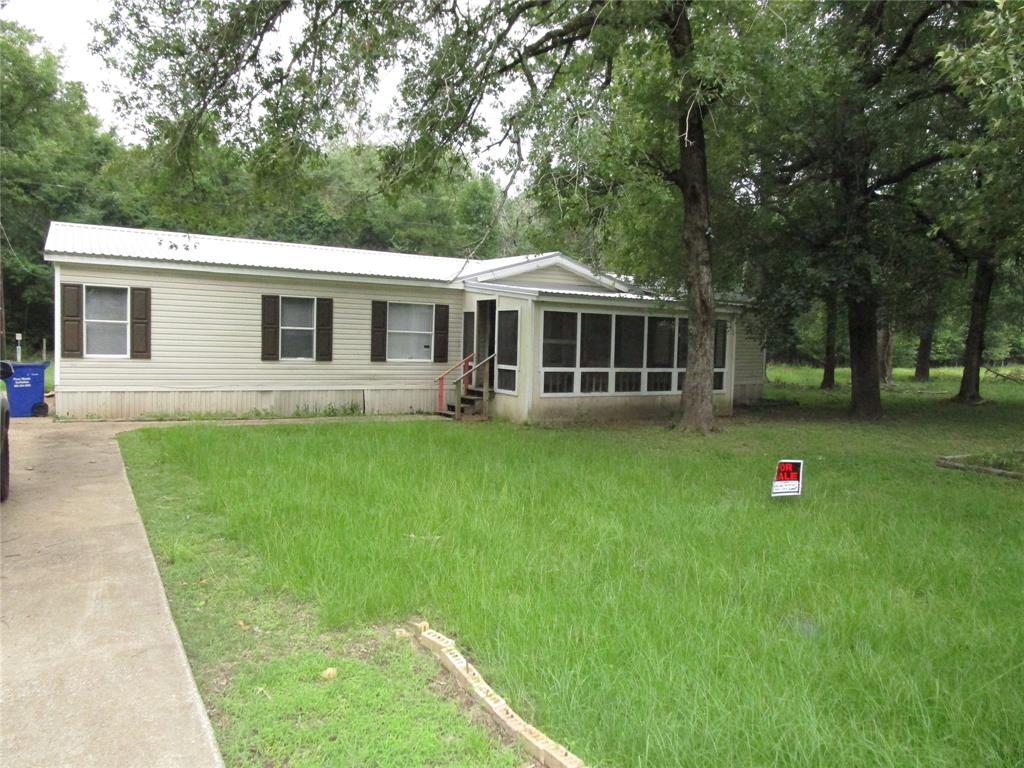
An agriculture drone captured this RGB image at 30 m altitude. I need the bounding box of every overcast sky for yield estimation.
[1,0,517,184]
[2,0,126,131]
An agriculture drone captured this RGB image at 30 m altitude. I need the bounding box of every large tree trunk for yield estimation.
[955,254,997,403]
[846,272,883,419]
[821,291,838,389]
[669,5,716,434]
[913,309,936,382]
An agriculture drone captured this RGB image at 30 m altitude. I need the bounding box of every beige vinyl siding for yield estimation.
[489,264,617,292]
[732,319,765,404]
[56,264,464,409]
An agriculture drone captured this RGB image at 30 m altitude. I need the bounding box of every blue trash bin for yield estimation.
[8,361,50,417]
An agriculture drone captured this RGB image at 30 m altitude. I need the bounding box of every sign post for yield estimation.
[771,459,804,497]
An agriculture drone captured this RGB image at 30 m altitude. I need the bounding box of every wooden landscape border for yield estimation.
[409,621,586,768]
[936,455,1024,481]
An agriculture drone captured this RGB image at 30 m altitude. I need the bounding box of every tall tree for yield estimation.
[936,0,1024,402]
[0,21,118,353]
[743,2,974,417]
[97,0,781,434]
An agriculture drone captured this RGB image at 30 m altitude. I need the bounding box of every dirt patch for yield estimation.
[423,649,541,766]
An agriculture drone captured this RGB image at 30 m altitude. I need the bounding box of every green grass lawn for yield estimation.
[119,366,1024,767]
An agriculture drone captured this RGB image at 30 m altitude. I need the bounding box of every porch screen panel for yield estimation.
[496,310,519,392]
[497,311,518,365]
[580,313,611,367]
[646,316,674,391]
[646,317,675,368]
[542,311,577,394]
[614,315,644,368]
[677,319,689,370]
[714,320,728,390]
[613,314,644,392]
[542,312,577,367]
[714,320,728,367]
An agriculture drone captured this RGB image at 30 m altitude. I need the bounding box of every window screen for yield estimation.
[615,371,642,392]
[677,319,689,369]
[498,368,517,391]
[543,371,574,393]
[85,286,129,356]
[614,315,644,368]
[580,313,612,367]
[543,312,577,367]
[646,317,675,368]
[387,303,433,360]
[280,297,315,359]
[580,371,609,393]
[647,372,672,391]
[714,320,728,368]
[497,310,518,365]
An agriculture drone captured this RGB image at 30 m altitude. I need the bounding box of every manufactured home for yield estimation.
[45,222,764,421]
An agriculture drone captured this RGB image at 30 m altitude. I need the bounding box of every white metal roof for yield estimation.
[43,222,749,305]
[43,221,536,283]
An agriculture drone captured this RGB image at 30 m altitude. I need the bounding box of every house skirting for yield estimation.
[520,391,734,423]
[54,388,437,419]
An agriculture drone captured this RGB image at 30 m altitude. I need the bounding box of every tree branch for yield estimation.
[868,152,945,191]
[910,205,969,262]
[862,2,944,88]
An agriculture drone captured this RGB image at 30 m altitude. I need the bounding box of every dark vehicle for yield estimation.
[1,361,13,502]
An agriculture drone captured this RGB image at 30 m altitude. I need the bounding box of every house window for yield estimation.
[387,302,434,361]
[538,309,730,398]
[280,296,315,359]
[496,309,519,393]
[84,286,129,357]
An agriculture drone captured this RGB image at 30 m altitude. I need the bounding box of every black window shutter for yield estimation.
[130,287,151,359]
[262,295,280,361]
[61,283,83,358]
[370,300,388,361]
[433,304,449,363]
[315,298,333,361]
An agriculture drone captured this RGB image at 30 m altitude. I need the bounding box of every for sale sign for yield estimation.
[772,459,804,497]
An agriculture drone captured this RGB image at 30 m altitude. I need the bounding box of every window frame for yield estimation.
[277,295,317,361]
[83,284,130,359]
[644,316,676,393]
[385,301,435,363]
[538,309,730,397]
[495,309,519,395]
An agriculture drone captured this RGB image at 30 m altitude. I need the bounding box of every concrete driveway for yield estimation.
[1,419,223,768]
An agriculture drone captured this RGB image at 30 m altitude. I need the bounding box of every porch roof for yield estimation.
[463,280,751,308]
